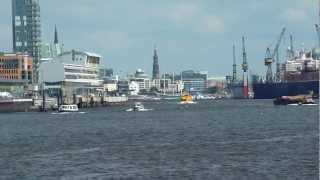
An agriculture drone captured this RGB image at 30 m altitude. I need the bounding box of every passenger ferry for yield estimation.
[180,92,196,104]
[58,104,79,112]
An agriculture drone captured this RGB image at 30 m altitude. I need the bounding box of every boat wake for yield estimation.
[51,112,87,115]
[288,103,318,106]
[126,108,153,112]
[179,101,197,105]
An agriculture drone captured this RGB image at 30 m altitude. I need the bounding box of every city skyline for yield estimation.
[0,0,318,76]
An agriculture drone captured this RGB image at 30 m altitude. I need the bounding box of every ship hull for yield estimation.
[0,99,33,113]
[229,84,245,99]
[252,80,319,99]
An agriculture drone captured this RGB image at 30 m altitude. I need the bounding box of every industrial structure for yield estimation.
[241,36,249,98]
[232,43,237,83]
[264,27,286,83]
[12,0,41,83]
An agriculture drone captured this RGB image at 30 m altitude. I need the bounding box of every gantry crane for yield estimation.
[264,27,286,83]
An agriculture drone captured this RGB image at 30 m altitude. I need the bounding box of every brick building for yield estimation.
[0,53,33,83]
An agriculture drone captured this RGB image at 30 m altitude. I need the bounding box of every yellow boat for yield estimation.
[180,92,195,104]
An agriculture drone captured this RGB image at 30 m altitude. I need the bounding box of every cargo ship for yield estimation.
[252,48,320,99]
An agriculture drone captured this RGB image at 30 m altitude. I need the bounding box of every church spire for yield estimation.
[54,25,58,44]
[152,44,160,80]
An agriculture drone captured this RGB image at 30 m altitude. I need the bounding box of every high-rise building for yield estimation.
[152,46,160,80]
[12,0,41,83]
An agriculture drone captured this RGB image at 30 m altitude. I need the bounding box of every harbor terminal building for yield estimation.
[39,50,103,103]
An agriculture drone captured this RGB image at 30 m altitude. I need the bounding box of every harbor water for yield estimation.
[0,100,318,179]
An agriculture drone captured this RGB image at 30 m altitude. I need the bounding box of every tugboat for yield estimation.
[273,94,316,105]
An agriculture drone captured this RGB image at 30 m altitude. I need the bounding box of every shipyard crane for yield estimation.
[232,43,237,82]
[317,0,320,47]
[241,36,249,98]
[241,37,248,72]
[264,27,286,83]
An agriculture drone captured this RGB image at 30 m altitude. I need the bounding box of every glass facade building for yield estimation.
[12,0,41,83]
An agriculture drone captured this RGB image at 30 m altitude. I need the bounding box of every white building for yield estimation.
[129,81,139,95]
[39,50,102,86]
[130,69,151,91]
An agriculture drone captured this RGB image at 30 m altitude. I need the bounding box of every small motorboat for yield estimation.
[273,94,316,105]
[58,104,79,112]
[126,102,152,112]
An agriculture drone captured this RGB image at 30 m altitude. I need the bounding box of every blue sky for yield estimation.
[0,0,318,76]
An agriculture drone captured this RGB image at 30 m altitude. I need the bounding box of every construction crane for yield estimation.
[264,27,286,83]
[232,43,237,82]
[241,36,249,98]
[241,37,248,72]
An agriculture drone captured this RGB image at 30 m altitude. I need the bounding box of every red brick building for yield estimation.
[0,53,33,83]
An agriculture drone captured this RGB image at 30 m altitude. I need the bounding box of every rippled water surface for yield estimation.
[0,100,318,179]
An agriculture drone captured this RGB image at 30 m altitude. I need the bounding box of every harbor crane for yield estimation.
[241,36,249,98]
[316,24,320,47]
[316,0,320,47]
[232,43,237,82]
[264,27,286,83]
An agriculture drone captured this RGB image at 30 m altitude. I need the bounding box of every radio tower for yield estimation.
[241,36,249,98]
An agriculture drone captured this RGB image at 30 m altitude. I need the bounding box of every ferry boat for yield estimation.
[58,104,79,112]
[180,92,196,104]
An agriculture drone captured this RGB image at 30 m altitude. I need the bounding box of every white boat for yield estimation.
[58,104,79,112]
[126,102,152,112]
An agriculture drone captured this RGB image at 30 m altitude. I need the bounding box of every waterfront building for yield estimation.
[152,47,160,80]
[0,78,29,96]
[129,81,139,95]
[117,80,129,95]
[39,50,102,85]
[39,50,103,102]
[12,0,41,83]
[207,77,226,89]
[181,70,208,93]
[131,69,151,92]
[103,79,118,93]
[99,68,114,80]
[0,53,33,83]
